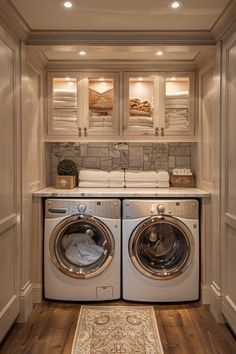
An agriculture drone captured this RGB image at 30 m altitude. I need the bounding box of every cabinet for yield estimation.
[47,70,195,140]
[124,72,195,138]
[47,72,119,137]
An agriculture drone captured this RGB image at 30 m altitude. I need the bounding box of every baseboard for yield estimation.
[210,281,225,323]
[17,281,33,323]
[0,295,20,343]
[222,296,236,335]
[32,283,43,304]
[201,283,210,304]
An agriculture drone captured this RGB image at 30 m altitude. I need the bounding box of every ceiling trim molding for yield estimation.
[211,0,236,41]
[26,30,216,46]
[0,0,30,41]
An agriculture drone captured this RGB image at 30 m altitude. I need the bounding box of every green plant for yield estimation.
[57,159,78,176]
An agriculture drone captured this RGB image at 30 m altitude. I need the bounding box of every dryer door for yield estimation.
[49,215,115,279]
[129,216,194,280]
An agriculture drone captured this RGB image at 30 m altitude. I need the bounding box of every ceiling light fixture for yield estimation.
[79,50,86,56]
[169,1,183,9]
[156,51,163,56]
[63,1,73,8]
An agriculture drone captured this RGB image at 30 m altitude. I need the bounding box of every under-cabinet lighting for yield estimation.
[138,77,143,81]
[156,51,163,56]
[169,1,183,9]
[79,50,86,56]
[63,1,73,8]
[65,77,71,81]
[171,77,176,81]
[99,78,105,81]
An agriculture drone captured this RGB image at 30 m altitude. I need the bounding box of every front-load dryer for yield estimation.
[44,198,121,301]
[122,199,199,302]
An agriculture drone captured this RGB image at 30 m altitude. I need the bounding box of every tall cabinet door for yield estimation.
[221,30,236,334]
[0,27,21,341]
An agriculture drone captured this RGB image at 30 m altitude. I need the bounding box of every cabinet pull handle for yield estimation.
[161,127,164,136]
[155,127,159,136]
[84,127,88,137]
[78,127,82,137]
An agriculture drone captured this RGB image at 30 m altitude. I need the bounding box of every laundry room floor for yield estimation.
[0,301,235,354]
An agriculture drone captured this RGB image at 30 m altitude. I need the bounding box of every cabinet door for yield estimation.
[47,73,82,136]
[82,73,119,137]
[123,73,161,137]
[160,73,195,137]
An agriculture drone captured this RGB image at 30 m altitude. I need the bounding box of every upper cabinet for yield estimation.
[47,72,119,138]
[46,70,195,141]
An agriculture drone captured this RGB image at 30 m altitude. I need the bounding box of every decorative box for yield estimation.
[56,175,77,189]
[170,174,195,187]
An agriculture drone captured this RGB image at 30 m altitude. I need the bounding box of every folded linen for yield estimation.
[125,181,158,188]
[156,170,170,182]
[79,169,110,181]
[110,170,124,180]
[79,181,109,188]
[156,181,169,188]
[125,170,158,182]
[110,180,125,187]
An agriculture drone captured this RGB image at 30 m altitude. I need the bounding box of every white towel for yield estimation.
[110,180,125,187]
[79,181,109,188]
[110,170,124,180]
[125,170,158,182]
[125,181,158,188]
[156,170,170,182]
[157,181,169,188]
[79,169,110,181]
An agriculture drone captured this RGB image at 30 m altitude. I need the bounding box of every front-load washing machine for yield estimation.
[122,199,199,302]
[44,198,121,301]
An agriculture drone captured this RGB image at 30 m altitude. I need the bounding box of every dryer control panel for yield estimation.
[123,199,198,220]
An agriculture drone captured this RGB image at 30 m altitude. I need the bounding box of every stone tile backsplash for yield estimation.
[49,142,196,186]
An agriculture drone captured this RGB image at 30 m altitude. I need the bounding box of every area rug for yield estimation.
[71,305,164,354]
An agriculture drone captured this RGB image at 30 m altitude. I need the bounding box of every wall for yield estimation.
[48,142,196,186]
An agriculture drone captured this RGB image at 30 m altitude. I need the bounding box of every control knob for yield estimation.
[78,203,86,213]
[157,204,165,214]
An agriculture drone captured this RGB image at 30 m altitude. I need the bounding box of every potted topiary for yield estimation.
[56,159,78,189]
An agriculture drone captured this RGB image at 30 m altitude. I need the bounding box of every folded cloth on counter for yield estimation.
[156,181,170,188]
[125,181,158,188]
[79,169,110,181]
[156,170,170,182]
[125,170,158,182]
[110,170,124,180]
[110,180,125,188]
[79,181,109,188]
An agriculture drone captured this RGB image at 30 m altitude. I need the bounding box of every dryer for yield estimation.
[44,198,121,301]
[122,199,199,302]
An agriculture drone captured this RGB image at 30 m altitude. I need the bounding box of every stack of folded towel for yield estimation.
[79,169,125,188]
[125,170,169,188]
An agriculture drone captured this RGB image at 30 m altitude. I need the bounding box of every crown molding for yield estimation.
[0,0,30,41]
[26,29,216,46]
[211,0,236,41]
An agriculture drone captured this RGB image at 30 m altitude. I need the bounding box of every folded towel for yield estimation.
[79,181,109,188]
[156,170,170,182]
[110,180,125,187]
[110,170,125,180]
[125,170,158,182]
[157,181,169,188]
[125,181,158,188]
[79,169,110,181]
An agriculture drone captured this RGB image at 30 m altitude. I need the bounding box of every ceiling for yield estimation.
[7,0,233,64]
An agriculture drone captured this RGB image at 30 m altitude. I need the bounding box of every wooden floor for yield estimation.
[0,301,235,354]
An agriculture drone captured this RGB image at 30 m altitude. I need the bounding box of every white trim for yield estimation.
[0,295,20,342]
[17,282,33,323]
[210,282,225,323]
[32,283,43,303]
[201,284,210,304]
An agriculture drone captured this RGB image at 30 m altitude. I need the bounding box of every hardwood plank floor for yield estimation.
[0,301,235,354]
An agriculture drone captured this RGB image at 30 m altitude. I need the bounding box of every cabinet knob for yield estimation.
[161,127,164,136]
[78,127,82,137]
[84,127,88,137]
[155,127,159,136]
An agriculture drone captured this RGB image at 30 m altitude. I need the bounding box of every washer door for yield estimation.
[129,216,194,280]
[49,215,115,279]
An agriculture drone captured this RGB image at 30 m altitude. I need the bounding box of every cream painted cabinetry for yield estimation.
[124,72,195,138]
[46,70,195,140]
[47,72,119,138]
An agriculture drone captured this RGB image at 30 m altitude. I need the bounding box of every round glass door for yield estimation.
[50,215,114,279]
[129,216,194,280]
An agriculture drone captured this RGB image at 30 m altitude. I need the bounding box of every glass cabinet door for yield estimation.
[48,73,81,136]
[82,73,119,136]
[163,73,195,136]
[124,73,160,136]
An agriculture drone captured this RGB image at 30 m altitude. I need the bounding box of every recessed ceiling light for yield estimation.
[169,1,183,9]
[156,51,163,56]
[79,50,86,56]
[63,1,73,8]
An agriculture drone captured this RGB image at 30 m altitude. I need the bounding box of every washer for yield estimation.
[44,198,121,301]
[122,199,199,302]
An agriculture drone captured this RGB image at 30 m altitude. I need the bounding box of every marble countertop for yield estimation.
[33,187,210,198]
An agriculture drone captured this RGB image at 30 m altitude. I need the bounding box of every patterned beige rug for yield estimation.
[71,305,164,354]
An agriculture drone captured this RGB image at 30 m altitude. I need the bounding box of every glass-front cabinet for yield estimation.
[47,72,119,137]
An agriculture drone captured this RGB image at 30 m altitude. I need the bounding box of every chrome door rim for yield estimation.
[129,215,195,280]
[49,215,115,279]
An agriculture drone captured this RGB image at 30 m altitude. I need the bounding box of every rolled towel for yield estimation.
[79,169,110,181]
[125,170,158,182]
[156,170,170,182]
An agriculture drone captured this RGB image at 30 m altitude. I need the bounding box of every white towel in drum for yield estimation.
[79,169,110,181]
[125,170,158,182]
[156,170,170,182]
[125,181,158,188]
